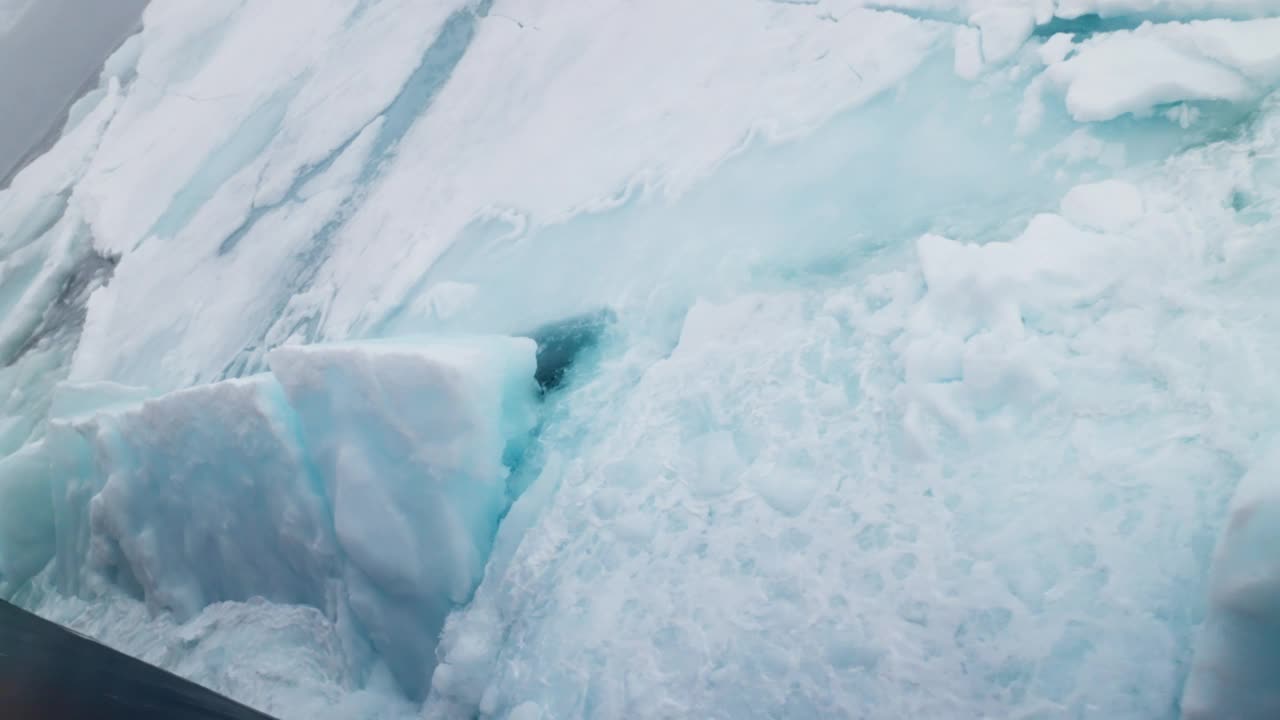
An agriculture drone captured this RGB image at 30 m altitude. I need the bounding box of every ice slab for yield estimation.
[1059,179,1144,231]
[72,375,335,618]
[1182,447,1280,719]
[1040,18,1280,122]
[0,334,538,702]
[0,442,55,592]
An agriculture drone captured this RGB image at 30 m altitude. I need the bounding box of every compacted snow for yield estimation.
[2,1,1280,718]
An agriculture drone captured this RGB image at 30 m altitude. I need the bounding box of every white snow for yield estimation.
[1041,19,1280,122]
[972,6,1037,64]
[1059,179,1145,231]
[953,26,985,79]
[0,333,537,706]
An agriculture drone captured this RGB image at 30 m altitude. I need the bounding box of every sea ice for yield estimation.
[0,333,538,706]
[2,0,1280,718]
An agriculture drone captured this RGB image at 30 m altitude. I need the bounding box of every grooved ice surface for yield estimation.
[2,0,1280,718]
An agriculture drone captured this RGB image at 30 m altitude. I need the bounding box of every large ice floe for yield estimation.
[3,0,1280,718]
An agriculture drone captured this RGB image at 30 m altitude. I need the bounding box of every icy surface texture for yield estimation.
[269,338,538,697]
[23,589,418,720]
[427,174,1271,716]
[0,335,537,713]
[1181,448,1280,719]
[2,0,1280,717]
[74,376,334,617]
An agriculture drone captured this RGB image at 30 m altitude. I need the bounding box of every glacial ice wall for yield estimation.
[2,0,1280,718]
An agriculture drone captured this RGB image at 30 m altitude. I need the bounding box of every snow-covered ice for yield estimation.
[1,0,1280,718]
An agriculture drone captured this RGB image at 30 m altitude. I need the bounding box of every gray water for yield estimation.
[0,0,146,188]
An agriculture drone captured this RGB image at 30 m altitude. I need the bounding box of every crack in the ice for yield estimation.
[491,12,539,30]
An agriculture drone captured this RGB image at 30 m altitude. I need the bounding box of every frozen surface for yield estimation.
[427,165,1271,715]
[73,375,335,618]
[1038,18,1280,123]
[1181,447,1280,719]
[2,0,1280,718]
[269,338,538,697]
[0,334,537,713]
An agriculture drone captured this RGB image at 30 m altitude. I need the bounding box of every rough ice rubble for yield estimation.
[67,376,335,617]
[0,336,538,710]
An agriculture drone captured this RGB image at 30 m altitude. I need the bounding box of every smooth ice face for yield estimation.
[0,442,55,590]
[268,337,539,698]
[74,376,335,618]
